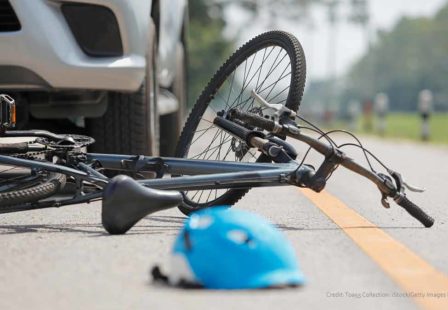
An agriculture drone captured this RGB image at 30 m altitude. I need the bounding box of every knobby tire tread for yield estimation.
[175,31,306,215]
[0,172,66,208]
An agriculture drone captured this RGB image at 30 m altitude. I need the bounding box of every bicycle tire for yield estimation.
[175,31,306,215]
[0,169,66,209]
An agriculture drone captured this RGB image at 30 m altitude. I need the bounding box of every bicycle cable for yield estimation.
[291,116,393,183]
[320,129,377,173]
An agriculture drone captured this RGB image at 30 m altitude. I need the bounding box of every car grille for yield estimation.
[0,0,21,32]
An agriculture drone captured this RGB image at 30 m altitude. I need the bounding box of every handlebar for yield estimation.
[394,194,434,227]
[228,109,279,133]
[227,108,435,227]
[0,142,28,154]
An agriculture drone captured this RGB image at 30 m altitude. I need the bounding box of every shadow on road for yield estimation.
[0,216,423,235]
[144,215,187,224]
[0,215,185,236]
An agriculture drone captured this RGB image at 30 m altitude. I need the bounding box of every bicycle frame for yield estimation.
[87,154,304,189]
[0,152,313,212]
[0,117,435,229]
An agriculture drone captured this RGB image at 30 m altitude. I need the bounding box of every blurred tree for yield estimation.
[211,0,317,30]
[188,0,323,108]
[345,2,448,111]
[189,0,382,114]
[187,0,235,107]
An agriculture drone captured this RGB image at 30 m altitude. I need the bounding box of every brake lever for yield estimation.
[388,169,425,193]
[403,181,426,193]
[251,90,297,119]
[377,173,395,208]
[377,169,426,209]
[381,194,391,209]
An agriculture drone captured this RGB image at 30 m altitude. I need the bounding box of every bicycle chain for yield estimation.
[11,151,48,159]
[10,140,53,160]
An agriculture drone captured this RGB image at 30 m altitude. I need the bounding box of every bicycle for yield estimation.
[0,31,434,234]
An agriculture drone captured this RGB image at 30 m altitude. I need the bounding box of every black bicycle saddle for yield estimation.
[102,175,183,234]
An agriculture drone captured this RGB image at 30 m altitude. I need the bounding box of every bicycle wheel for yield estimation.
[0,162,66,210]
[175,31,306,215]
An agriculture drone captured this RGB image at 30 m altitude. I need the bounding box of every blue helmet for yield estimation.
[161,207,305,289]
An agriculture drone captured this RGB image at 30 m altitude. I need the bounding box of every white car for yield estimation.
[0,0,188,156]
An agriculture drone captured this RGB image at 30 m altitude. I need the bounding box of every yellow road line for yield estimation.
[300,188,448,310]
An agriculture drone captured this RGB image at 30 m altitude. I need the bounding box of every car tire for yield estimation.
[87,20,159,155]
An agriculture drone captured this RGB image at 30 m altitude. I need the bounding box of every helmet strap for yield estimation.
[151,265,203,289]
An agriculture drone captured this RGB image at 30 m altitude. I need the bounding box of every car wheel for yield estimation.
[87,20,159,155]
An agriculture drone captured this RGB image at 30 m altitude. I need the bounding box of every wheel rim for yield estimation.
[0,164,59,208]
[183,44,295,207]
[146,20,159,156]
[174,42,187,134]
[0,166,34,192]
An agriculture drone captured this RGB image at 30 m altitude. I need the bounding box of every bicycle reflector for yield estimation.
[0,94,16,133]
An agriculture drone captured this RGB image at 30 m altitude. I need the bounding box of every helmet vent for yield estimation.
[227,230,255,247]
[190,215,213,229]
[183,230,193,251]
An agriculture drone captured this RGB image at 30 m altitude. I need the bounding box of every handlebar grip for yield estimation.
[229,109,276,132]
[0,142,28,154]
[213,116,253,142]
[395,195,434,227]
[213,116,265,147]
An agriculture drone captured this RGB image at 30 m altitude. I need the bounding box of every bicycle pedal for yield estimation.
[0,94,16,134]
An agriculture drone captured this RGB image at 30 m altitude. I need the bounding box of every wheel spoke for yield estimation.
[180,34,305,209]
[186,46,293,205]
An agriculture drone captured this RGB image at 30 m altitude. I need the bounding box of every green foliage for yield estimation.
[362,113,448,144]
[345,3,448,112]
[187,0,235,107]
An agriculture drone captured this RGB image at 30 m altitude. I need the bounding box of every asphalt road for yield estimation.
[0,135,447,310]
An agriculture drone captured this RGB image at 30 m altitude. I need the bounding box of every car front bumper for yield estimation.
[0,0,152,92]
